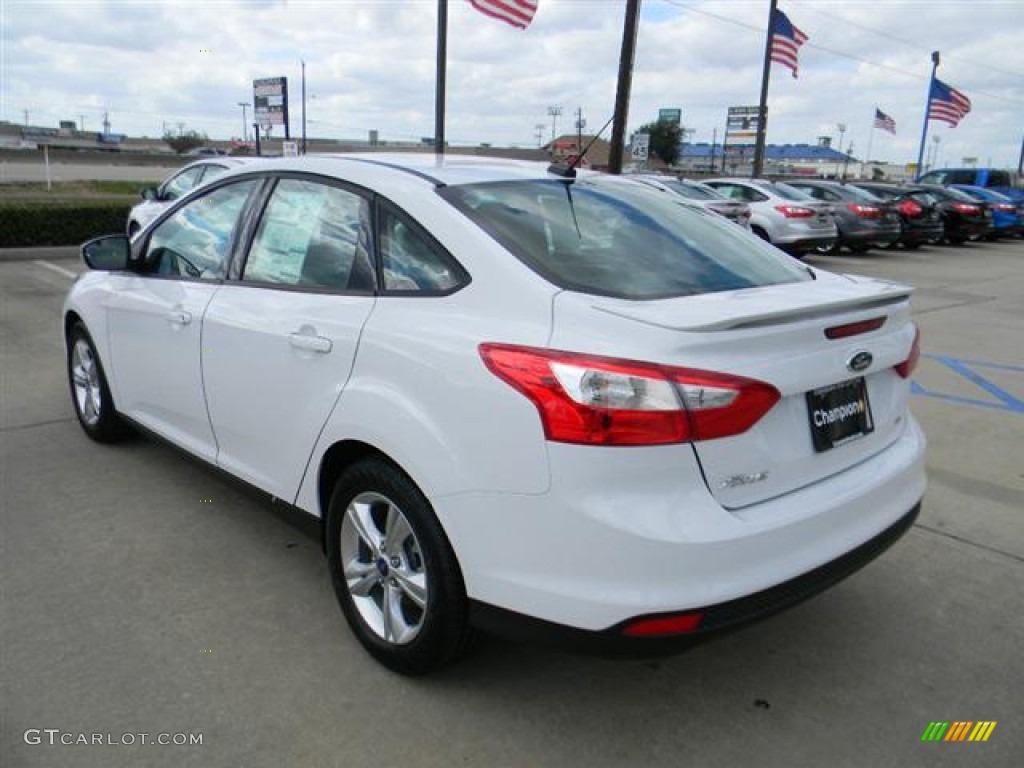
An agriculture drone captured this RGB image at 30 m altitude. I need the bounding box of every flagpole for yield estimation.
[914,51,940,179]
[608,0,642,175]
[865,113,875,167]
[752,0,777,178]
[434,0,448,157]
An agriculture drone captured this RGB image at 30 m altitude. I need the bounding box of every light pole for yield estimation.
[836,123,847,179]
[547,105,562,143]
[237,102,250,142]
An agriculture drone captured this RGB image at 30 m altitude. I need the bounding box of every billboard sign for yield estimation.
[253,77,289,133]
[724,105,763,156]
[658,108,682,126]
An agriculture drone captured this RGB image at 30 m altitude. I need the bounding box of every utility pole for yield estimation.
[535,123,545,148]
[608,0,642,175]
[547,105,562,143]
[836,123,847,178]
[103,111,111,135]
[78,115,85,132]
[23,109,29,127]
[301,59,307,155]
[575,107,585,157]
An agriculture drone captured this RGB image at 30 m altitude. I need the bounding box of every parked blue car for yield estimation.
[950,185,1023,238]
[918,168,1022,204]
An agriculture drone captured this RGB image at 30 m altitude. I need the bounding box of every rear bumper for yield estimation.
[470,501,920,656]
[437,416,926,634]
[840,223,902,247]
[900,222,944,245]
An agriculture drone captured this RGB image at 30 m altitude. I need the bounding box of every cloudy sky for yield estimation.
[2,0,1022,167]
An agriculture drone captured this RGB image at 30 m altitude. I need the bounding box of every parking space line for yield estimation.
[33,260,78,279]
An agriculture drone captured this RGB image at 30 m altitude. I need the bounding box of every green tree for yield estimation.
[163,128,209,155]
[635,119,683,165]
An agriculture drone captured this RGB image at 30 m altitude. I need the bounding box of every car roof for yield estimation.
[227,152,600,188]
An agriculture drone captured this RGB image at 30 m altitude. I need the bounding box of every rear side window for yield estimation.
[946,170,977,185]
[378,204,468,293]
[441,178,809,300]
[770,182,815,201]
[987,171,1011,187]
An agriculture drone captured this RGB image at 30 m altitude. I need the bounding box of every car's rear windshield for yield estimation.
[844,185,885,202]
[440,178,810,300]
[764,181,814,201]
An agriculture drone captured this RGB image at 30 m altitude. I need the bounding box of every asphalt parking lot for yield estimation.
[2,239,1022,767]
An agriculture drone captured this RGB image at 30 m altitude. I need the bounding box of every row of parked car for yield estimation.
[633,173,1023,256]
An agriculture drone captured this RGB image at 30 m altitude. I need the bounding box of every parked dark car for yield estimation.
[949,185,1022,238]
[913,184,994,244]
[847,182,945,249]
[632,176,753,229]
[785,179,901,254]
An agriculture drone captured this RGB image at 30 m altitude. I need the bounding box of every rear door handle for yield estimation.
[167,309,192,325]
[289,331,332,354]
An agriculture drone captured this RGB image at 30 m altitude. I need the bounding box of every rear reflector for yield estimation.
[847,203,882,218]
[622,613,704,637]
[895,326,921,379]
[479,344,780,446]
[897,200,923,217]
[825,317,886,339]
[952,203,980,215]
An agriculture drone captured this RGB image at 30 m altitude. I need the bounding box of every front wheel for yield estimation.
[326,458,471,675]
[67,323,128,442]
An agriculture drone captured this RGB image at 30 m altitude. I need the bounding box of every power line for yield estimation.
[661,0,1024,107]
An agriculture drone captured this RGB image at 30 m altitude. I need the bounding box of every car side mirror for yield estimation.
[81,235,131,271]
[140,185,159,201]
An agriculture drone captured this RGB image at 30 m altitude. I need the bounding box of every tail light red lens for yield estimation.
[774,205,816,219]
[895,326,921,379]
[825,317,886,339]
[952,203,980,215]
[847,203,882,218]
[897,200,923,217]
[995,203,1015,212]
[478,344,781,446]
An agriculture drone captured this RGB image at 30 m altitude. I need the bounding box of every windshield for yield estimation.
[440,177,810,300]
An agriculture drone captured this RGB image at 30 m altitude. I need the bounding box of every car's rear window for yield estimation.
[440,178,810,300]
[765,182,814,201]
[660,179,720,201]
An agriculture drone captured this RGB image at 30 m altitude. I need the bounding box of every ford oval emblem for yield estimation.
[847,351,873,373]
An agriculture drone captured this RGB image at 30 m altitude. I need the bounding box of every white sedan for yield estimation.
[65,154,926,674]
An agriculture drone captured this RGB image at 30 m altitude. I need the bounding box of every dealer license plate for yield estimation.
[806,377,874,452]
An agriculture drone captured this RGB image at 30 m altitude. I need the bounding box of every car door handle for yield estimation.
[289,331,332,354]
[166,309,192,325]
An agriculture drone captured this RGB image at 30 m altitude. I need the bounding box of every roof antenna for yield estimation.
[547,115,615,179]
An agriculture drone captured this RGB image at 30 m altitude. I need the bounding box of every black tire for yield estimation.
[326,458,471,675]
[66,322,129,443]
[814,240,838,255]
[902,242,921,251]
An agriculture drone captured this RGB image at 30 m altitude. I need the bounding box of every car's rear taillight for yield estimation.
[952,203,980,215]
[994,203,1016,213]
[478,344,781,446]
[847,203,882,218]
[895,326,921,379]
[897,200,923,217]
[774,205,816,219]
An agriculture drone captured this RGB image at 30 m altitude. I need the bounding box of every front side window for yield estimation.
[379,204,467,293]
[243,178,374,291]
[143,179,259,279]
[162,166,206,201]
[442,178,809,300]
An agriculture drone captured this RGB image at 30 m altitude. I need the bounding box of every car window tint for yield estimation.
[144,179,259,279]
[988,171,1011,187]
[918,171,946,185]
[946,170,976,185]
[443,178,809,300]
[771,182,814,201]
[197,163,229,184]
[379,206,467,293]
[243,178,375,291]
[163,166,206,200]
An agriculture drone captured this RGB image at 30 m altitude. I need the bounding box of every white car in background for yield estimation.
[705,177,838,254]
[65,154,925,674]
[632,175,752,229]
[127,157,252,238]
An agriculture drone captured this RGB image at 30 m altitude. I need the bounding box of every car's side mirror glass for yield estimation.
[140,186,159,201]
[81,235,130,271]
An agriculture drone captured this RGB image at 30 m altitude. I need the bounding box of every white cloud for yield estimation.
[1,0,1021,165]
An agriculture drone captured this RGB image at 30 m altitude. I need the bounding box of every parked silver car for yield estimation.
[632,176,752,229]
[704,178,837,254]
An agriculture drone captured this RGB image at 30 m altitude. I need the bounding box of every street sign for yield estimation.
[658,108,682,126]
[631,133,650,162]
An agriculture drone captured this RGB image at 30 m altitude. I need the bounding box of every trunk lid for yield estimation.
[550,273,917,510]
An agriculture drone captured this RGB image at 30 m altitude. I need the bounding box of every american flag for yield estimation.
[467,0,538,29]
[874,108,896,135]
[770,9,809,79]
[929,78,971,127]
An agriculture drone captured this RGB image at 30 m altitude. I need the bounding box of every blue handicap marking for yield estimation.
[912,354,1024,414]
